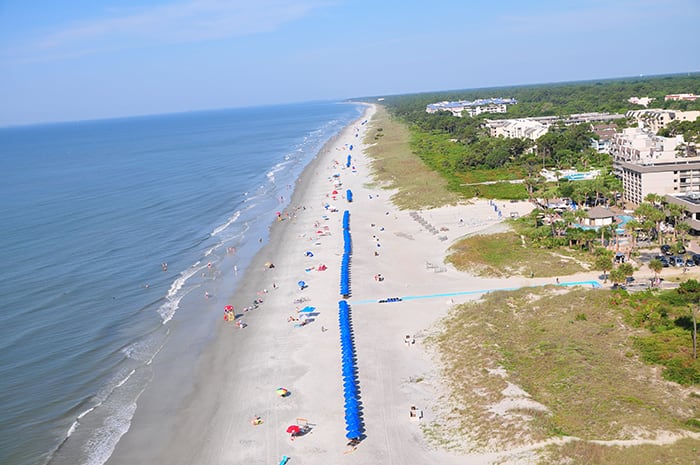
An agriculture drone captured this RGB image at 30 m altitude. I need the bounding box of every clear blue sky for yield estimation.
[1,0,699,126]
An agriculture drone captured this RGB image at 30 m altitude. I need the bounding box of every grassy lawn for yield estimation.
[426,287,700,463]
[364,106,463,210]
[445,231,593,277]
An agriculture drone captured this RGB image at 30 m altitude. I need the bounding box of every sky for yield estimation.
[0,0,699,126]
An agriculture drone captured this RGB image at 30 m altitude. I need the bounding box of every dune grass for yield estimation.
[541,437,700,465]
[364,105,463,210]
[425,287,700,463]
[445,231,593,278]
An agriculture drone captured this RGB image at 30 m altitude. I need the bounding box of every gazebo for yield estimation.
[583,206,615,227]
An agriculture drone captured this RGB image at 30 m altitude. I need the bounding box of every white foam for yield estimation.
[66,420,79,438]
[166,265,201,300]
[266,158,292,184]
[121,327,170,363]
[211,210,240,237]
[157,289,186,324]
[81,401,137,465]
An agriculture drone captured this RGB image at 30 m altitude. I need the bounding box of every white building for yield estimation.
[425,98,517,117]
[626,109,700,134]
[611,128,695,205]
[484,113,623,142]
[665,93,699,101]
[628,96,654,107]
[488,119,549,140]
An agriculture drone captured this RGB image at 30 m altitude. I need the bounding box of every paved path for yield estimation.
[350,280,602,305]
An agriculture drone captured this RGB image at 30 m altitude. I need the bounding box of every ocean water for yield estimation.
[0,101,363,465]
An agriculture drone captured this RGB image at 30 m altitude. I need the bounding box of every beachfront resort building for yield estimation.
[665,93,700,102]
[611,127,695,205]
[590,123,618,153]
[488,119,548,140]
[425,98,517,117]
[666,192,700,232]
[628,96,655,107]
[484,112,624,141]
[626,109,700,134]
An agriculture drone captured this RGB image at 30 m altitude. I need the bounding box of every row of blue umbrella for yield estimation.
[338,300,362,440]
[346,154,352,168]
[340,210,351,297]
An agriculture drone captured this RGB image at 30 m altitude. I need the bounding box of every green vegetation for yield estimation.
[541,438,700,465]
[446,230,592,278]
[376,73,700,120]
[428,286,700,462]
[366,73,700,200]
[359,80,700,463]
[363,105,462,209]
[613,281,700,385]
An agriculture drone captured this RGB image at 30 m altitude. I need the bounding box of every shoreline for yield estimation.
[105,105,375,465]
[105,103,547,465]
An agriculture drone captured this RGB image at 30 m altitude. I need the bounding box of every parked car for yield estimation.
[670,256,685,267]
[686,259,696,268]
[661,244,672,256]
[653,255,670,267]
[693,253,700,266]
[677,244,687,255]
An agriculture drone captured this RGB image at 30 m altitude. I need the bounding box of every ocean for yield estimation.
[0,101,364,465]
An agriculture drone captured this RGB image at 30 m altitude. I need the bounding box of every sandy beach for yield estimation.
[105,104,589,465]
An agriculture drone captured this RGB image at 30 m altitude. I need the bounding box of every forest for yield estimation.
[366,73,700,200]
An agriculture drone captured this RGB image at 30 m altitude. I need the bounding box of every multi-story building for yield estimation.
[425,98,517,117]
[484,113,623,141]
[665,192,700,232]
[665,93,699,101]
[611,128,693,205]
[487,119,548,140]
[628,96,654,107]
[626,109,700,134]
[590,123,618,153]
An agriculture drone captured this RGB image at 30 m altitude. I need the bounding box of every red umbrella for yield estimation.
[332,190,338,195]
[286,425,301,434]
[224,305,233,311]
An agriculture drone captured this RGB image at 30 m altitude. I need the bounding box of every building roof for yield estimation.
[586,206,615,219]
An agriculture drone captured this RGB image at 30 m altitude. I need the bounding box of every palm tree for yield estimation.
[624,219,642,253]
[610,267,626,289]
[600,224,615,249]
[619,262,634,284]
[582,229,599,252]
[677,222,691,247]
[644,193,664,206]
[635,202,666,245]
[595,249,614,282]
[666,203,685,241]
[648,258,663,287]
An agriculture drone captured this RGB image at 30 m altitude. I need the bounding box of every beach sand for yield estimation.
[106,104,568,465]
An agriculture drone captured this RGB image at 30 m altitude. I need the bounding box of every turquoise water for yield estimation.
[0,101,363,465]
